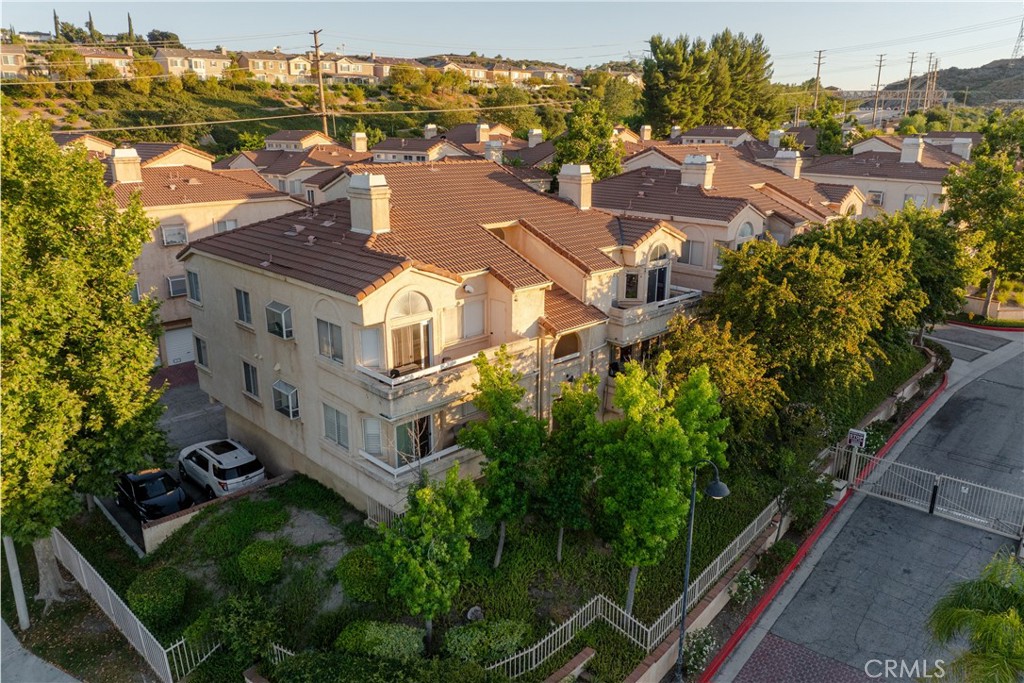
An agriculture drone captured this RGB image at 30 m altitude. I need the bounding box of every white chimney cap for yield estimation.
[351,131,367,139]
[113,147,140,159]
[775,150,801,159]
[559,164,592,177]
[350,173,387,190]
[528,128,542,135]
[683,154,713,165]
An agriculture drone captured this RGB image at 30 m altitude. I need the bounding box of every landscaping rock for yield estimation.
[467,605,484,622]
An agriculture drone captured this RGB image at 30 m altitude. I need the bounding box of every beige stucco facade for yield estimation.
[800,170,943,218]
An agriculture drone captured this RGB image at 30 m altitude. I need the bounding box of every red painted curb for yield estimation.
[698,372,949,683]
[947,320,1024,332]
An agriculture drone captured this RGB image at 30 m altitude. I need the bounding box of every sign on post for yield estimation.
[847,428,868,450]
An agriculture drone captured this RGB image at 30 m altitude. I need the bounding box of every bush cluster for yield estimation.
[757,540,798,580]
[333,546,386,603]
[683,626,717,674]
[728,568,765,607]
[443,619,530,663]
[334,620,424,663]
[126,566,189,628]
[238,540,285,586]
[273,650,502,683]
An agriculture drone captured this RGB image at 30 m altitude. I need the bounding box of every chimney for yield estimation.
[220,46,228,56]
[901,136,924,164]
[111,146,142,184]
[475,123,490,143]
[768,129,785,148]
[678,154,715,189]
[950,137,972,160]
[558,164,592,210]
[484,140,503,163]
[125,46,133,57]
[424,123,438,140]
[528,128,543,148]
[350,131,367,153]
[670,125,682,139]
[773,150,802,179]
[348,174,391,234]
[639,125,652,142]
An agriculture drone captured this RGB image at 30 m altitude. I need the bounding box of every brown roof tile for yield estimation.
[803,151,956,182]
[680,126,750,138]
[51,131,114,149]
[541,285,607,334]
[371,138,448,153]
[266,130,332,142]
[110,166,290,208]
[132,142,215,165]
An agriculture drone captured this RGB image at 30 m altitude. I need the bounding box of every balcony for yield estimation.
[607,287,701,346]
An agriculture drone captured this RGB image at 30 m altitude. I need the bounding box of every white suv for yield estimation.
[177,439,266,499]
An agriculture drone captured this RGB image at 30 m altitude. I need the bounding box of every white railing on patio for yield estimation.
[50,528,221,682]
[485,498,779,678]
[269,643,296,665]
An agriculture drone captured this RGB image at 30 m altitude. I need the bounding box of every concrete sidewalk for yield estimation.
[2,621,79,683]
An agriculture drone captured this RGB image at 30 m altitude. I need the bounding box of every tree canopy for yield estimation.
[553,99,622,180]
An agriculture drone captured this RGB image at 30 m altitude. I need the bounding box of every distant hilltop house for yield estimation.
[237,50,311,84]
[155,47,232,80]
[69,46,135,78]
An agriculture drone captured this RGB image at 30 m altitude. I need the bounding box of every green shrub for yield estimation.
[183,609,214,646]
[864,420,894,455]
[334,546,386,603]
[276,566,329,649]
[728,568,765,607]
[443,619,529,663]
[757,540,798,580]
[683,626,716,674]
[127,566,188,628]
[212,594,281,664]
[343,520,378,546]
[273,651,502,683]
[239,540,284,586]
[334,620,424,662]
[268,474,356,526]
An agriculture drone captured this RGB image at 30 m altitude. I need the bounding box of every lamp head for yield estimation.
[705,477,730,500]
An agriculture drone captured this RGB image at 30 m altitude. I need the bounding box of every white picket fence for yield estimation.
[486,498,779,678]
[50,528,221,683]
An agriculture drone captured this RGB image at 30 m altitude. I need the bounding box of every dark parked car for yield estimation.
[115,469,194,522]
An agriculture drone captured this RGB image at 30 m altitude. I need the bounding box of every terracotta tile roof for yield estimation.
[213,168,278,191]
[858,136,966,165]
[157,48,227,60]
[373,56,427,68]
[440,123,518,145]
[109,166,290,208]
[501,164,552,182]
[504,140,556,167]
[132,142,215,165]
[0,44,27,55]
[922,131,983,144]
[263,145,371,175]
[785,127,818,155]
[540,286,607,334]
[302,166,350,188]
[816,183,861,204]
[239,51,293,61]
[51,131,114,149]
[594,170,749,223]
[266,130,332,142]
[735,139,780,162]
[371,138,448,153]
[680,126,749,139]
[802,151,956,182]
[71,46,131,60]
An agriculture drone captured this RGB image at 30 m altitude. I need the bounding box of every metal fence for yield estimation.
[50,528,220,682]
[486,498,780,678]
[269,643,296,666]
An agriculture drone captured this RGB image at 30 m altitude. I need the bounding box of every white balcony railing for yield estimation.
[357,443,464,479]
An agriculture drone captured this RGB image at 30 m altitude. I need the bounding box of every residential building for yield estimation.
[851,133,975,162]
[51,131,116,158]
[1,44,28,79]
[178,159,697,519]
[155,47,232,80]
[488,61,533,84]
[287,54,313,82]
[801,136,960,217]
[674,126,754,147]
[237,51,291,83]
[16,31,54,43]
[71,46,134,78]
[99,142,305,365]
[316,54,376,84]
[599,144,863,291]
[370,54,428,80]
[437,60,489,85]
[370,137,471,163]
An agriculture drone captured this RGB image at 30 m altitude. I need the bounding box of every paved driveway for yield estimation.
[716,328,1024,682]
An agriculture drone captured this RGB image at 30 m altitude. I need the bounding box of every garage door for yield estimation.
[164,327,195,366]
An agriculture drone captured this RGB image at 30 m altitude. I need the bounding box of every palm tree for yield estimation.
[927,552,1024,683]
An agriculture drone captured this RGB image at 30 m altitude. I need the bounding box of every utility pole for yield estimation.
[921,54,933,109]
[310,29,328,136]
[903,51,917,117]
[871,53,886,128]
[812,49,825,110]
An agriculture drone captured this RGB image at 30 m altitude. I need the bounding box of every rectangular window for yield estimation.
[215,219,238,233]
[391,322,430,370]
[462,299,485,339]
[323,404,349,447]
[289,180,301,195]
[266,301,293,339]
[167,275,186,298]
[646,266,668,303]
[680,240,705,267]
[235,288,252,324]
[713,241,730,269]
[903,194,925,208]
[186,270,202,303]
[277,179,286,191]
[359,327,381,368]
[194,336,208,368]
[362,417,382,455]
[624,273,640,299]
[397,416,432,462]
[272,380,299,419]
[317,319,344,363]
[306,189,315,204]
[867,191,885,207]
[242,361,259,397]
[161,224,188,246]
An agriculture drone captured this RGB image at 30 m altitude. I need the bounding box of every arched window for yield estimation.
[648,243,670,262]
[738,222,755,240]
[388,290,432,372]
[553,333,581,360]
[389,290,430,319]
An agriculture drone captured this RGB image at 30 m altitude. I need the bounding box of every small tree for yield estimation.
[554,99,622,180]
[457,346,546,569]
[541,374,600,562]
[807,97,845,155]
[378,464,484,644]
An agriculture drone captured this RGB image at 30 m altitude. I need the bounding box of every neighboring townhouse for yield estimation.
[214,130,373,199]
[370,54,428,80]
[0,44,28,79]
[674,125,754,147]
[428,121,531,158]
[287,54,313,82]
[71,46,134,78]
[801,136,960,217]
[177,159,697,519]
[919,131,981,160]
[237,51,291,83]
[531,66,579,84]
[851,133,976,162]
[439,60,489,85]
[16,31,54,43]
[488,61,533,84]
[316,54,375,83]
[51,131,116,158]
[102,142,305,365]
[601,144,863,291]
[155,47,232,80]
[503,128,556,168]
[370,137,471,163]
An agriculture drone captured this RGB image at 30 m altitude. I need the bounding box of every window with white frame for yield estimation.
[737,222,755,242]
[167,275,187,298]
[396,416,432,463]
[161,223,188,246]
[362,417,382,455]
[272,380,299,419]
[215,219,238,233]
[266,301,293,339]
[680,239,705,267]
[186,270,202,303]
[235,288,252,324]
[443,299,485,344]
[317,319,344,363]
[306,189,315,204]
[194,335,209,368]
[867,191,885,207]
[358,327,381,368]
[242,361,259,397]
[323,404,349,448]
[903,194,925,208]
[713,241,731,269]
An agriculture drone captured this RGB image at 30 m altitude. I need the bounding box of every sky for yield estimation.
[3,1,1022,90]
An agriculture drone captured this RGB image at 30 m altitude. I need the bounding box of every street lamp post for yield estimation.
[675,460,730,683]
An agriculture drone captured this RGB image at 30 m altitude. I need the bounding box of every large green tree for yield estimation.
[642,34,712,134]
[1,117,167,610]
[976,109,1024,160]
[480,85,540,137]
[457,346,546,569]
[379,465,484,644]
[540,374,600,563]
[928,552,1024,683]
[553,99,622,180]
[807,96,846,155]
[600,76,642,125]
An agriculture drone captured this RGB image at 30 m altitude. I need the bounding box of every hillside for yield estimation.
[883,58,1023,105]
